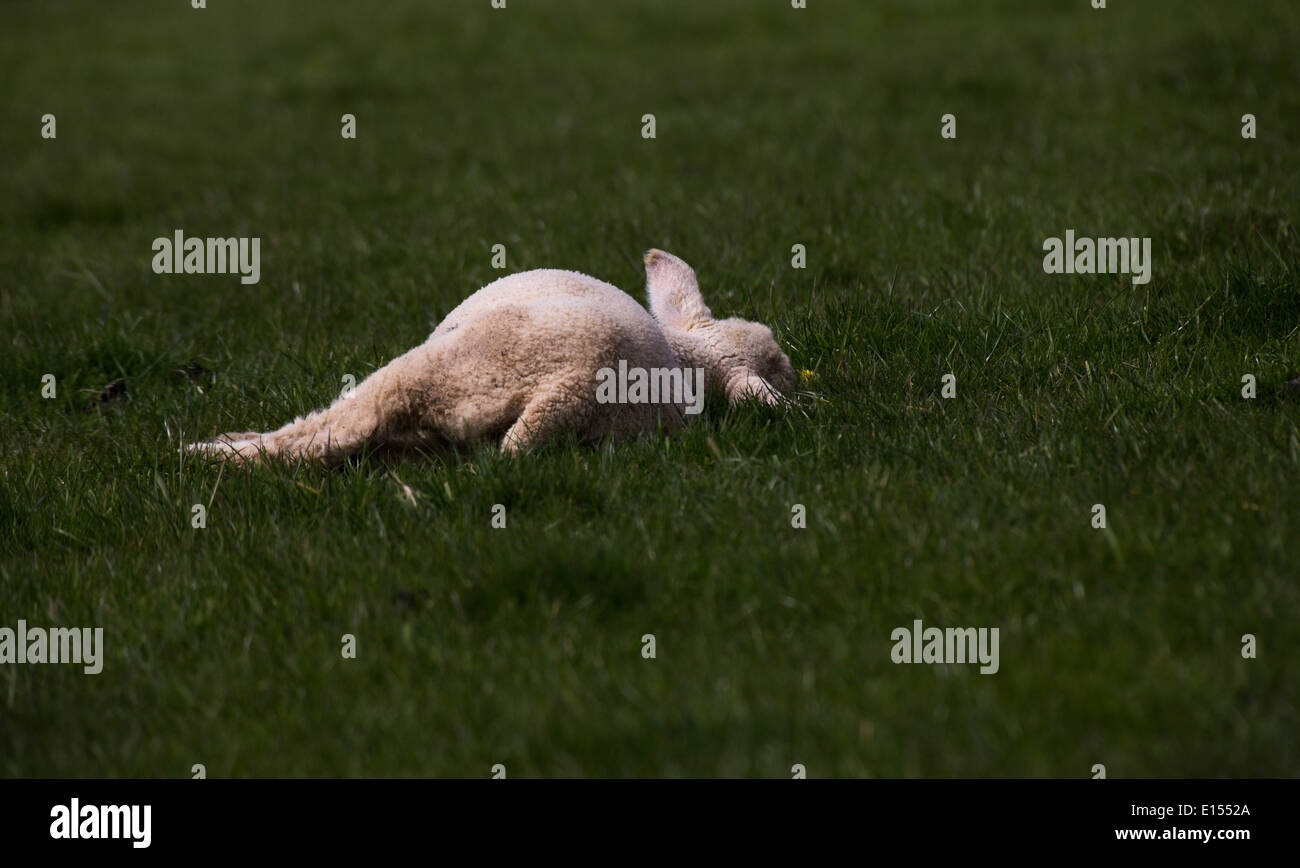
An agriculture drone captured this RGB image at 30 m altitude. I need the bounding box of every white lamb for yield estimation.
[188,249,796,463]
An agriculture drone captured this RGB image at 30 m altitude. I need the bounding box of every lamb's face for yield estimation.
[643,248,795,406]
[713,317,796,402]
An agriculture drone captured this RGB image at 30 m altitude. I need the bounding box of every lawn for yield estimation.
[1,0,1297,777]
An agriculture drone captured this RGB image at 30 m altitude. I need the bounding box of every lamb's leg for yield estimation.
[500,387,589,455]
[190,354,424,465]
[187,430,265,464]
[210,431,264,442]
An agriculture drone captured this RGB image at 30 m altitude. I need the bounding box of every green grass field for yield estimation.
[2,0,1298,777]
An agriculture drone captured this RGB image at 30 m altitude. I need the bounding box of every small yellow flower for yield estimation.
[799,368,818,383]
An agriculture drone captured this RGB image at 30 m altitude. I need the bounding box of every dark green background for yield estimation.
[1,0,1297,776]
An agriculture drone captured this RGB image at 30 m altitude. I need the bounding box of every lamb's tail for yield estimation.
[188,355,422,465]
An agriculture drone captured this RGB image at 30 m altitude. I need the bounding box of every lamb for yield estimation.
[187,249,796,464]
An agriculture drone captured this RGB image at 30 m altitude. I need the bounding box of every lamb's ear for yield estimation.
[645,249,712,330]
[726,368,781,406]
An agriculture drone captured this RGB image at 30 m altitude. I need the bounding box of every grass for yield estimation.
[1,0,1298,777]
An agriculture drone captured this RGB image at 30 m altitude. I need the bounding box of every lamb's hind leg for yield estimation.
[190,352,426,465]
[500,384,592,455]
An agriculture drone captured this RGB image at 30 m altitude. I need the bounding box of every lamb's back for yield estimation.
[414,269,685,442]
[432,269,657,339]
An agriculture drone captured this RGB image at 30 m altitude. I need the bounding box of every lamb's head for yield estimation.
[644,249,796,405]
